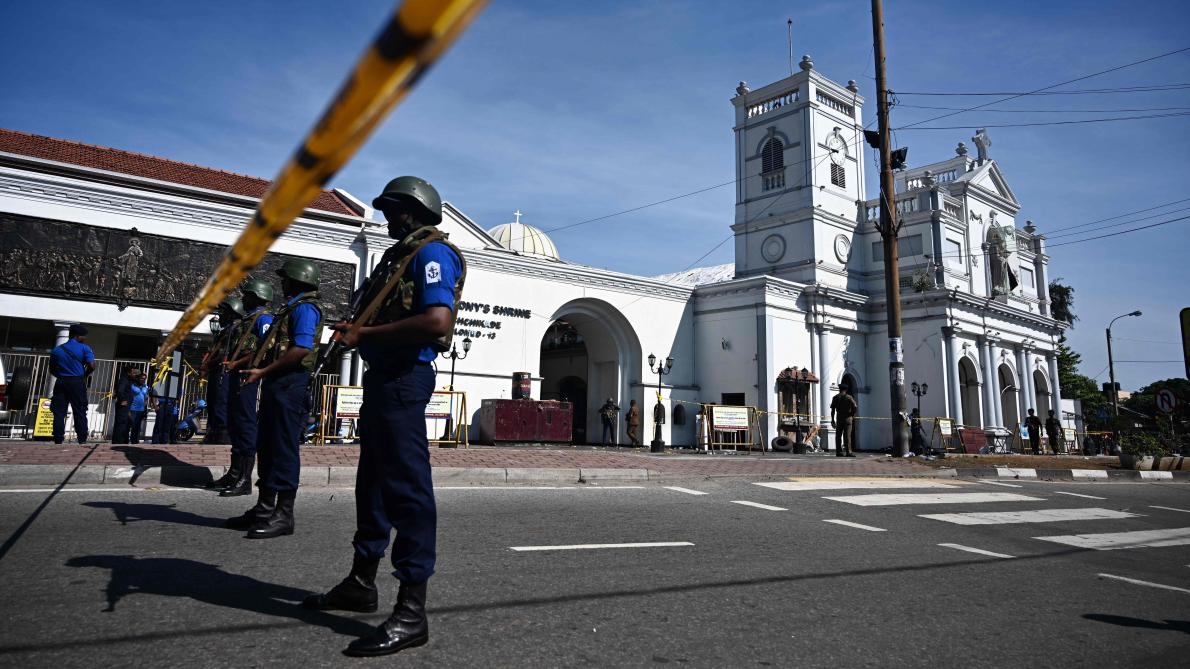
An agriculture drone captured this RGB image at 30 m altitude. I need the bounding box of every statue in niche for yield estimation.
[987,213,1019,295]
[972,128,991,165]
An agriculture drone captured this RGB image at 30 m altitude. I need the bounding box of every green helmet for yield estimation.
[276,258,320,288]
[241,277,275,303]
[218,296,245,318]
[372,175,442,224]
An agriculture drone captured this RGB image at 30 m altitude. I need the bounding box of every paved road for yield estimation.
[0,479,1186,667]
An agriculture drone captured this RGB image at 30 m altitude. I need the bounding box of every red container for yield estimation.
[480,399,573,444]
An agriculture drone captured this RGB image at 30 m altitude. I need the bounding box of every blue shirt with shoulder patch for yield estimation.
[360,241,462,367]
[284,294,320,350]
[50,338,95,377]
[249,307,274,341]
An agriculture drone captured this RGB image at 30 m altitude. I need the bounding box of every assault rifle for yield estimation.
[309,246,399,381]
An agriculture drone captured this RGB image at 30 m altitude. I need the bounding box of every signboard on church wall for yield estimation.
[0,214,354,315]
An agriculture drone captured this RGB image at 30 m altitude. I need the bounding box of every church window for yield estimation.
[830,163,846,188]
[871,234,923,262]
[945,239,963,267]
[1020,266,1035,288]
[672,404,687,426]
[761,138,785,191]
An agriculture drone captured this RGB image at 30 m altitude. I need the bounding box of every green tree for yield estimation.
[1048,279,1108,426]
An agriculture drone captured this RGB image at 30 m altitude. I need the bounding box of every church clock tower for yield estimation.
[730,55,866,286]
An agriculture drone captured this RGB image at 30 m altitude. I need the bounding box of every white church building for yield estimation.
[0,57,1065,449]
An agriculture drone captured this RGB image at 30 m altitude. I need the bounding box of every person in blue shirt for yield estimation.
[110,366,139,444]
[227,260,322,539]
[129,372,150,444]
[212,278,276,497]
[303,176,465,659]
[49,323,95,444]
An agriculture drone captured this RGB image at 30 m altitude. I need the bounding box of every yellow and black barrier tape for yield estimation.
[153,0,488,363]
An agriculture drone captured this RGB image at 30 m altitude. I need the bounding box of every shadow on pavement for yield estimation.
[65,554,373,637]
[110,446,215,486]
[82,501,227,528]
[1083,613,1190,634]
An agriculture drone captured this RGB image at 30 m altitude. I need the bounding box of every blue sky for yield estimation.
[3,0,1188,392]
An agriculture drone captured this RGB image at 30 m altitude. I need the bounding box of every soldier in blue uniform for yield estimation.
[49,324,95,444]
[202,298,243,444]
[211,279,275,496]
[226,261,322,539]
[303,176,465,659]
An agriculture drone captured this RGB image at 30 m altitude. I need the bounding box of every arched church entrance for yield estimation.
[958,357,983,428]
[998,363,1020,432]
[539,299,642,445]
[1033,370,1051,416]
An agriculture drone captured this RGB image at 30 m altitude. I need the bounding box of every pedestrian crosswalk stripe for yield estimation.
[1034,527,1190,551]
[1098,573,1190,595]
[664,486,709,496]
[730,500,787,511]
[920,507,1139,525]
[754,480,956,491]
[823,492,1042,506]
[823,519,887,532]
[1151,505,1190,514]
[938,543,1015,559]
[1054,491,1106,500]
[978,480,1023,488]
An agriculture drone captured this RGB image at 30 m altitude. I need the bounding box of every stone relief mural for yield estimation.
[0,215,353,315]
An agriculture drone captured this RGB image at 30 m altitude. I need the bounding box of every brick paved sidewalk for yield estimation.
[0,441,936,479]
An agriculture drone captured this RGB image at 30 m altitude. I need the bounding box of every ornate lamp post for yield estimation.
[648,353,674,453]
[1106,310,1141,445]
[438,336,471,441]
[910,381,928,414]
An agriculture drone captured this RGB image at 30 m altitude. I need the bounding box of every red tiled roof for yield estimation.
[0,128,360,217]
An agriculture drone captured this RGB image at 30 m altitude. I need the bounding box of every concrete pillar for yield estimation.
[943,327,961,421]
[1047,353,1062,416]
[44,322,76,395]
[352,352,365,386]
[338,351,353,386]
[1020,347,1037,415]
[816,324,834,445]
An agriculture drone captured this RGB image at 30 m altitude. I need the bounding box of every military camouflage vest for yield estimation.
[255,292,323,371]
[228,308,271,360]
[371,227,467,353]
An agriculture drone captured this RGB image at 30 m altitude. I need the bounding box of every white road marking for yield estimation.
[1054,491,1106,500]
[1151,506,1190,514]
[664,486,709,496]
[921,507,1138,526]
[1138,471,1173,480]
[978,480,1022,488]
[0,487,207,494]
[823,492,1043,506]
[1034,527,1190,551]
[730,500,788,511]
[938,543,1015,559]
[823,519,887,532]
[435,486,647,491]
[754,480,956,491]
[510,542,694,552]
[1071,470,1109,479]
[995,468,1036,478]
[1098,573,1190,595]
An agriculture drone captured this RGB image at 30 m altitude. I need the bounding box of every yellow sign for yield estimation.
[33,397,54,438]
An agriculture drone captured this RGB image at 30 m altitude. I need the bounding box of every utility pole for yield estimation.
[871,0,909,456]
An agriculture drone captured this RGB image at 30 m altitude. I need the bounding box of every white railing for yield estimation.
[747,89,800,118]
[762,170,786,191]
[816,92,854,117]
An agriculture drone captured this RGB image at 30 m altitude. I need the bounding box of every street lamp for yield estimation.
[648,353,674,453]
[1106,310,1141,445]
[910,381,928,413]
[438,336,471,443]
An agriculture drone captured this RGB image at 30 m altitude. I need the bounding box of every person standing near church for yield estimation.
[1045,409,1065,455]
[227,261,322,539]
[129,372,150,444]
[202,297,243,444]
[110,366,138,444]
[626,399,641,446]
[1025,408,1043,456]
[302,176,464,659]
[49,324,94,445]
[210,278,274,496]
[830,385,858,457]
[598,397,620,445]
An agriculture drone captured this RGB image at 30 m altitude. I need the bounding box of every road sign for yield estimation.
[1155,389,1177,414]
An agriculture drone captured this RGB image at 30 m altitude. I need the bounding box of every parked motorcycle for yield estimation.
[174,399,207,442]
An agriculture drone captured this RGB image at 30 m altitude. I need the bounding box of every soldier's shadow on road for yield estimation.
[82,501,226,528]
[65,554,372,637]
[110,446,215,487]
[1083,613,1190,634]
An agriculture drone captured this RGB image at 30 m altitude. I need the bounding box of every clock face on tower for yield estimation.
[825,129,847,166]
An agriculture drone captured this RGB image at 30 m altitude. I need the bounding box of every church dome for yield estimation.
[486,214,560,260]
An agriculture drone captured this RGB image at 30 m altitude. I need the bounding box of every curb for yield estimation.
[939,467,1190,482]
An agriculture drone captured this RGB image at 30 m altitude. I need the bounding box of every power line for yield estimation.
[1042,205,1190,240]
[895,83,1190,96]
[896,46,1190,131]
[897,104,1190,114]
[1113,360,1184,363]
[1043,214,1190,248]
[1044,197,1190,234]
[897,110,1190,130]
[1112,337,1182,345]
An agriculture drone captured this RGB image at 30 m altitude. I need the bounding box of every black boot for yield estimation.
[302,554,380,612]
[208,454,240,489]
[343,582,428,657]
[219,455,254,497]
[247,489,295,539]
[225,489,276,530]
